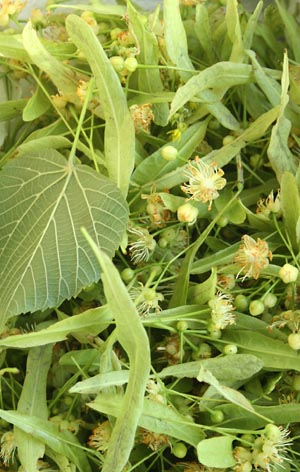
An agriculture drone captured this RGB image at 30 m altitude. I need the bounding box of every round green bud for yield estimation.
[172,442,187,458]
[143,287,157,302]
[160,228,176,242]
[250,153,261,168]
[249,299,265,317]
[208,119,220,130]
[109,55,125,73]
[288,332,300,350]
[177,203,199,225]
[263,293,277,308]
[292,374,300,392]
[176,320,189,332]
[121,268,135,283]
[210,409,224,423]
[110,27,122,40]
[264,424,282,442]
[234,294,249,312]
[124,56,138,73]
[216,215,229,228]
[223,344,238,355]
[158,237,168,249]
[161,145,178,161]
[234,446,252,462]
[207,323,222,339]
[222,135,235,146]
[279,263,299,284]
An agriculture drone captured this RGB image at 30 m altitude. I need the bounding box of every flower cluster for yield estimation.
[128,226,156,264]
[181,158,226,210]
[130,103,154,134]
[88,421,112,452]
[0,0,25,27]
[129,283,164,317]
[256,190,281,218]
[233,425,292,472]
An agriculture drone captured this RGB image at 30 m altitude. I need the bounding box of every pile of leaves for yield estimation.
[0,0,300,470]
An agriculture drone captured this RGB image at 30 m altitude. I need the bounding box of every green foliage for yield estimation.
[0,1,300,471]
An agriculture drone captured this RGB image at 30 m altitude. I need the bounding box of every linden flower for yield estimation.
[256,190,281,218]
[128,226,156,264]
[181,158,226,210]
[208,292,236,330]
[140,428,170,451]
[130,283,164,317]
[88,421,112,452]
[130,103,154,134]
[0,0,25,26]
[252,425,292,472]
[0,430,17,466]
[235,235,272,280]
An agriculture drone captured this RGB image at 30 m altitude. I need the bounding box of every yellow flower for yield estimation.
[88,421,112,452]
[140,428,170,451]
[256,190,281,218]
[129,103,154,134]
[235,235,272,280]
[208,292,236,330]
[0,431,16,466]
[0,0,25,26]
[181,158,226,210]
[128,226,156,264]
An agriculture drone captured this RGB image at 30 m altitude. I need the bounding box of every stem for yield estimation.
[69,77,95,166]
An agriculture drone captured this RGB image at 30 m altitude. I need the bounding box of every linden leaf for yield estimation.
[0,150,128,326]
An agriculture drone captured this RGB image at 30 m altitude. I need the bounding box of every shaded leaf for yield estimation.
[22,22,84,106]
[127,1,169,126]
[0,410,91,472]
[0,306,112,349]
[280,171,300,252]
[159,354,263,384]
[66,14,135,197]
[89,395,204,447]
[222,329,300,371]
[169,62,253,120]
[226,0,244,62]
[131,119,209,189]
[0,99,27,122]
[197,367,256,415]
[82,239,151,472]
[15,345,52,472]
[22,85,51,122]
[0,150,127,324]
[267,51,298,182]
[163,0,194,82]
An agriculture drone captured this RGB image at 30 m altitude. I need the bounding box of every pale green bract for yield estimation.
[0,149,128,326]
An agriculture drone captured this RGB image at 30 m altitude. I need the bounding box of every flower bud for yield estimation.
[109,56,125,73]
[161,145,178,161]
[177,203,199,224]
[124,57,138,73]
[279,263,299,283]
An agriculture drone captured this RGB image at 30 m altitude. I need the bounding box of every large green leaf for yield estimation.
[15,345,52,472]
[0,150,128,325]
[82,239,151,472]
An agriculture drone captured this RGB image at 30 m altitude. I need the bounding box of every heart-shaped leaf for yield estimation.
[0,150,128,325]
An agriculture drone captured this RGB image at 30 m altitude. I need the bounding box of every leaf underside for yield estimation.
[0,150,128,323]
